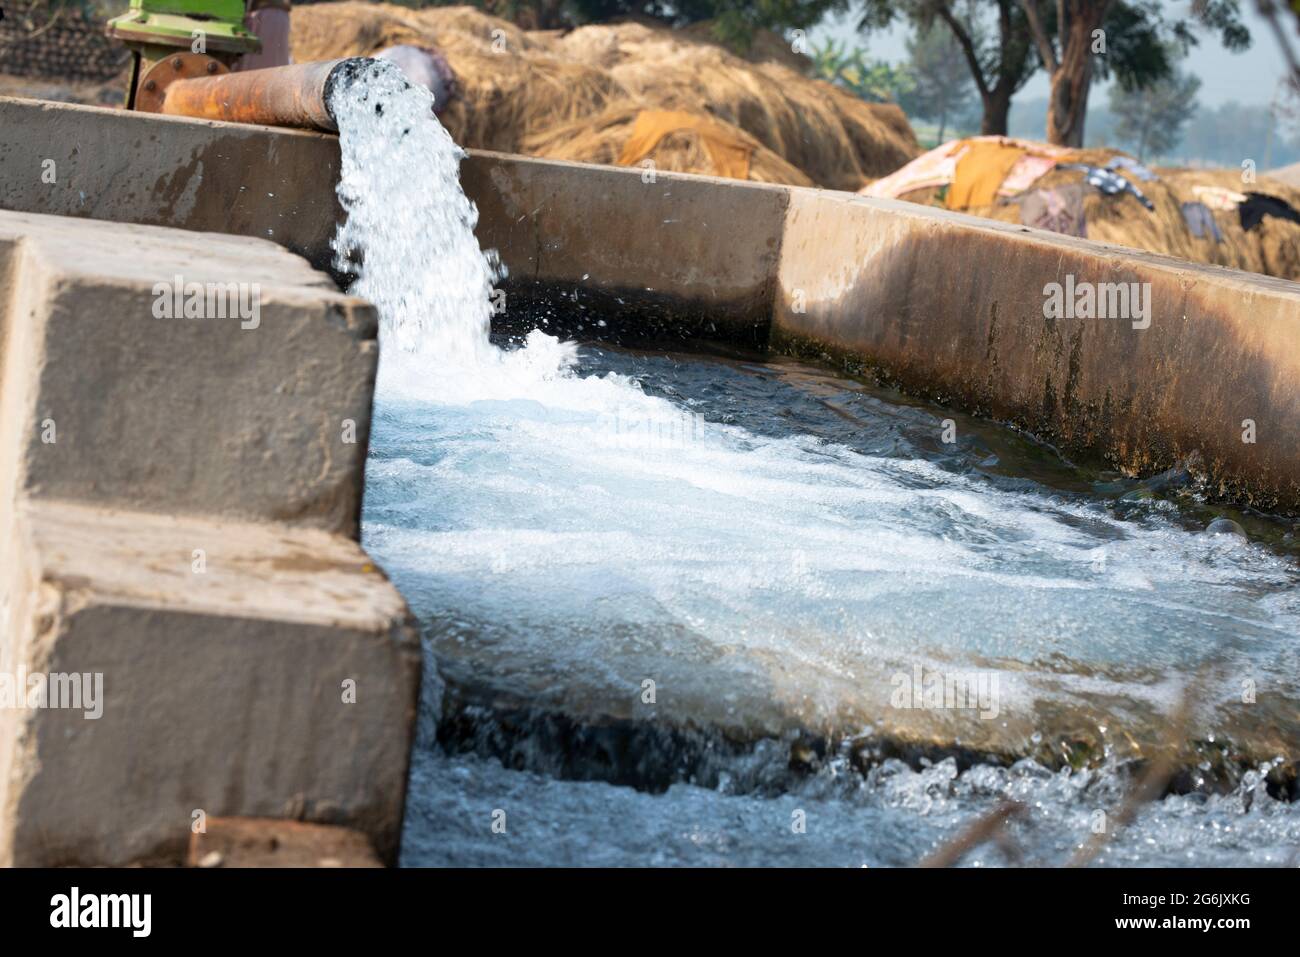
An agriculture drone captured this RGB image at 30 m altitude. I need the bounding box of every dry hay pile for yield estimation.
[550,21,917,190]
[521,105,814,186]
[292,3,624,152]
[1156,168,1300,280]
[887,145,1300,282]
[290,4,918,189]
[1266,162,1300,189]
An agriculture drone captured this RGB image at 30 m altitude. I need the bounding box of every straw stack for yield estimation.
[970,152,1300,281]
[550,21,917,190]
[290,3,920,189]
[521,105,815,185]
[292,3,623,153]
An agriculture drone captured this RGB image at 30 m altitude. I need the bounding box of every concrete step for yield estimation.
[0,208,379,537]
[188,817,383,868]
[0,208,419,866]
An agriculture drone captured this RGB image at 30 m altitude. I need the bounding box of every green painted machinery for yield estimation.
[107,0,260,107]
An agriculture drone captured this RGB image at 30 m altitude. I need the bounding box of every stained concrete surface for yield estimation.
[0,208,419,865]
[4,96,1297,508]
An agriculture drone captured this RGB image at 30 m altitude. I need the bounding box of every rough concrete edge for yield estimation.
[773,187,1300,512]
[5,97,1300,508]
[3,96,1295,296]
[0,203,420,866]
[847,190,1300,293]
[0,93,339,145]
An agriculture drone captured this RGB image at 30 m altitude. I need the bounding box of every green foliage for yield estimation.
[903,21,978,139]
[811,36,914,103]
[1091,2,1172,91]
[855,0,1251,135]
[702,0,849,49]
[1108,63,1201,160]
[856,0,1037,95]
[1097,0,1249,92]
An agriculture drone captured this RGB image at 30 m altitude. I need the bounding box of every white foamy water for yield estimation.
[331,59,500,366]
[330,59,584,391]
[400,748,1300,868]
[328,61,1298,866]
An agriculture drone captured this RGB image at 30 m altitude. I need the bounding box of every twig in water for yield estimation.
[1068,682,1200,868]
[918,800,1026,868]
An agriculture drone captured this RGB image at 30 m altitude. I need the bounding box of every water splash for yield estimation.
[400,747,1300,868]
[329,59,502,366]
[328,58,727,437]
[328,60,1298,867]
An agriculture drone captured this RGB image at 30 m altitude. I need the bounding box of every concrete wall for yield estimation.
[0,98,785,345]
[462,153,786,348]
[3,96,1299,510]
[775,192,1300,512]
[0,98,343,273]
[0,209,420,865]
[3,211,377,535]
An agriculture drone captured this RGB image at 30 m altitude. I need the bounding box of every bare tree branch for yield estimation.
[918,800,1026,868]
[935,2,991,98]
[1256,0,1300,86]
[1068,678,1198,868]
[1018,0,1059,73]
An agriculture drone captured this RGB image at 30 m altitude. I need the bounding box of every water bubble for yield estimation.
[1205,517,1246,538]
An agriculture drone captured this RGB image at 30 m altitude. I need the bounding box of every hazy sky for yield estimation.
[812,1,1294,107]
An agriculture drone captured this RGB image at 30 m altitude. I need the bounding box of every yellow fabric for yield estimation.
[617,109,753,181]
[946,141,1027,210]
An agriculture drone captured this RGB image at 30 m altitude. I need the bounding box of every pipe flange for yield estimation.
[135,54,230,114]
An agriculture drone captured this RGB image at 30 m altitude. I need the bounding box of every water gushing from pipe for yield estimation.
[328,60,1300,867]
[330,60,501,365]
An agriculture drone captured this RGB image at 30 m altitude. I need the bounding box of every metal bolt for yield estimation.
[144,80,157,92]
[171,57,182,69]
[206,61,219,74]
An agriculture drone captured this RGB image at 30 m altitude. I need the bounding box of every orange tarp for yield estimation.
[617,109,753,180]
[862,136,1073,203]
[946,140,1027,210]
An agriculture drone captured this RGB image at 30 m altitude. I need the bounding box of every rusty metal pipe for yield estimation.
[158,58,369,132]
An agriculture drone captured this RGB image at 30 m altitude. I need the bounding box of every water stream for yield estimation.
[329,60,1299,867]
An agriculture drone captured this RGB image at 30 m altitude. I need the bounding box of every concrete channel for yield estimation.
[6,97,1298,511]
[1,96,1298,863]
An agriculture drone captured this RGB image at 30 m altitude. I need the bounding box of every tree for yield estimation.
[812,37,915,103]
[1019,0,1109,146]
[1108,64,1200,160]
[857,0,1250,144]
[699,0,852,49]
[1255,0,1300,91]
[1272,74,1300,144]
[904,20,978,141]
[1020,0,1250,146]
[858,0,1041,136]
